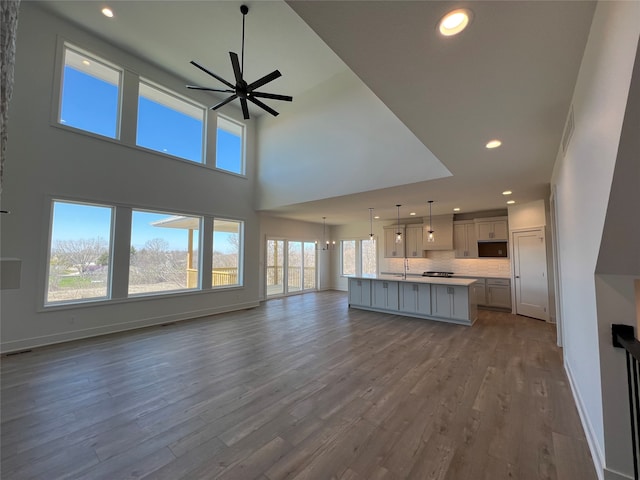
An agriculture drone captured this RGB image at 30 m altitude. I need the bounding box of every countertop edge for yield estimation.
[349,275,477,287]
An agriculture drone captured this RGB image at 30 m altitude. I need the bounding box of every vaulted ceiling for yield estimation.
[37,0,596,224]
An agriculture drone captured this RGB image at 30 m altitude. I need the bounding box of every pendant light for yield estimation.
[320,216,334,251]
[427,200,435,243]
[395,204,402,244]
[322,216,329,249]
[368,208,375,241]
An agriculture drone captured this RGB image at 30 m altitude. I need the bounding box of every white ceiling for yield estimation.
[37,0,596,225]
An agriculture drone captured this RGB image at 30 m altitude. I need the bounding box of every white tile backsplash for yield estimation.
[382,250,511,278]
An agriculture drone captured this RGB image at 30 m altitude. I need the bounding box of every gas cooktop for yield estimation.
[422,271,455,277]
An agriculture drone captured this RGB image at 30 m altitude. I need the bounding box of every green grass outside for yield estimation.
[58,276,92,288]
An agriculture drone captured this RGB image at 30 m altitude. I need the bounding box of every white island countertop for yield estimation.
[351,274,477,287]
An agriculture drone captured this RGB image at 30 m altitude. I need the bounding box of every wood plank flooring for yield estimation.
[1,291,597,480]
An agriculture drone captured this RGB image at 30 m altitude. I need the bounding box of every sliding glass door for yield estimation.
[266,239,316,297]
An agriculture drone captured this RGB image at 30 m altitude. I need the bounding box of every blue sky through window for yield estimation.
[216,128,242,174]
[51,204,191,251]
[51,201,113,244]
[61,67,119,138]
[131,211,198,251]
[137,96,203,163]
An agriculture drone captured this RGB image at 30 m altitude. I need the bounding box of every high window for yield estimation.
[212,219,243,287]
[129,210,201,296]
[216,116,244,174]
[46,200,113,305]
[59,46,121,138]
[137,81,205,163]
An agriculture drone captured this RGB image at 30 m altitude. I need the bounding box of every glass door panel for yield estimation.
[303,242,316,290]
[287,241,303,293]
[266,239,284,297]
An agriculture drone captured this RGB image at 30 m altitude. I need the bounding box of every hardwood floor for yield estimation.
[1,291,597,480]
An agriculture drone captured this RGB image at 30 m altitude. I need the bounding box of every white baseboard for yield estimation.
[565,360,635,480]
[565,359,606,480]
[0,300,260,354]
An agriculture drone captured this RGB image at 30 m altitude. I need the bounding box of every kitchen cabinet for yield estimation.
[470,278,486,305]
[476,218,508,241]
[348,275,478,325]
[453,221,478,258]
[372,280,399,310]
[423,214,454,251]
[432,285,470,321]
[486,278,512,309]
[383,226,405,258]
[348,278,371,307]
[405,225,425,258]
[399,282,431,315]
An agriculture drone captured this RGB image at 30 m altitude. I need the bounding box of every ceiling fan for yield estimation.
[186,4,293,120]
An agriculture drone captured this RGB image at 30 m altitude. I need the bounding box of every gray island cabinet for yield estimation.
[348,275,478,326]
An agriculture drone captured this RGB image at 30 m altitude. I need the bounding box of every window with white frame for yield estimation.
[212,219,243,287]
[129,210,201,295]
[361,238,377,277]
[216,116,244,174]
[341,240,356,276]
[340,238,377,277]
[59,45,122,138]
[46,200,114,305]
[137,81,205,163]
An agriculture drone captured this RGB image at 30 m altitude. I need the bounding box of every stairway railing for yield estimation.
[613,324,640,480]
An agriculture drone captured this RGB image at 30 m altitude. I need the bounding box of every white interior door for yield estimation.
[513,229,549,321]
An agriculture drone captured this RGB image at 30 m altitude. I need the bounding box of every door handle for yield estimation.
[516,276,520,278]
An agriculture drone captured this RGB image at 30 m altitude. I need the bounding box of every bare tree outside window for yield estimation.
[342,240,356,276]
[361,238,377,277]
[46,201,113,304]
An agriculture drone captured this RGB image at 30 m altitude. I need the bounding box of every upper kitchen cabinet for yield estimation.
[453,221,478,258]
[383,226,405,258]
[423,214,454,250]
[475,217,508,241]
[405,224,425,258]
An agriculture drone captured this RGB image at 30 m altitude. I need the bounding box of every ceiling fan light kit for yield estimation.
[186,4,292,120]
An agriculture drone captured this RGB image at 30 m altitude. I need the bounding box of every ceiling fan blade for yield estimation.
[246,70,282,92]
[251,92,293,102]
[240,98,250,120]
[247,95,279,117]
[190,60,235,90]
[186,85,235,93]
[230,52,243,83]
[211,94,238,110]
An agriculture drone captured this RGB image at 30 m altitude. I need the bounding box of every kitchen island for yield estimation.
[348,275,478,326]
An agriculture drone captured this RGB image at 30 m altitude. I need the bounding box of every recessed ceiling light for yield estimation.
[410,212,416,216]
[502,190,512,195]
[101,7,114,18]
[82,60,91,66]
[507,200,515,204]
[453,207,461,212]
[374,215,380,219]
[486,139,502,149]
[439,9,472,36]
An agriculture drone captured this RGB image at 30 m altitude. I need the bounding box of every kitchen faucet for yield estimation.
[403,258,409,279]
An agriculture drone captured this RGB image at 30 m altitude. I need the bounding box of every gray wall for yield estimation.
[550,1,640,477]
[0,3,261,351]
